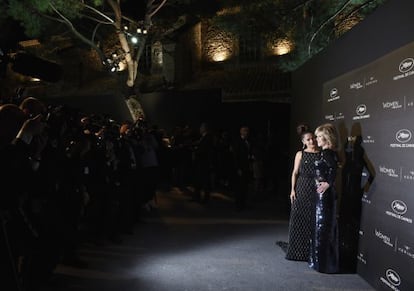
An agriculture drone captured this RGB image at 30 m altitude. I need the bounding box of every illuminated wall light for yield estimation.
[209,43,232,62]
[31,77,41,82]
[270,38,294,56]
[205,30,234,62]
[212,49,230,62]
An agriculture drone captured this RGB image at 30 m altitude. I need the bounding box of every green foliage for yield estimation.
[48,0,85,18]
[8,0,44,36]
[214,0,286,37]
[92,0,104,6]
[5,0,107,37]
[6,0,83,37]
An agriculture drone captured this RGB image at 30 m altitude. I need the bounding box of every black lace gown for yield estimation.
[309,149,339,273]
[286,151,320,261]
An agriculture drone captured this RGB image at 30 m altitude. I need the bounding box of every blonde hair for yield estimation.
[315,123,337,149]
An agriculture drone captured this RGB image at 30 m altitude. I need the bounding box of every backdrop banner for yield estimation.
[323,41,414,291]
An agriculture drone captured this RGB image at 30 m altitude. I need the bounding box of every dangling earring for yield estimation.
[302,143,306,150]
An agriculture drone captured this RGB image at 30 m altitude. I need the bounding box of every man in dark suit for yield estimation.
[192,122,215,204]
[232,126,254,210]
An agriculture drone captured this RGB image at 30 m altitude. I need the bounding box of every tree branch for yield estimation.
[83,3,114,23]
[48,2,106,62]
[334,0,379,30]
[79,13,114,25]
[147,0,168,19]
[307,0,352,56]
[106,0,136,87]
[106,0,122,27]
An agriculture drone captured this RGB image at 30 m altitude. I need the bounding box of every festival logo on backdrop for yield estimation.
[380,268,402,291]
[391,200,407,215]
[393,57,414,80]
[356,104,367,115]
[399,58,414,72]
[353,104,371,120]
[390,129,414,148]
[385,199,412,224]
[328,87,341,102]
[396,129,412,143]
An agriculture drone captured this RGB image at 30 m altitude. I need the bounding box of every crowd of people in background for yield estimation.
[0,95,287,291]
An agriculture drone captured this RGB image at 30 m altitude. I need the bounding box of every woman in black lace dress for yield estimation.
[286,126,320,261]
[310,123,339,273]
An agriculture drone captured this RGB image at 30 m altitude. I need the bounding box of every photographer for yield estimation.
[0,103,46,291]
[115,122,139,234]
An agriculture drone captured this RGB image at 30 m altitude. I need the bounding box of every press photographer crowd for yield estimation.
[0,95,283,291]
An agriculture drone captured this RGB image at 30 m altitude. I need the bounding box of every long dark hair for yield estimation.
[296,124,313,149]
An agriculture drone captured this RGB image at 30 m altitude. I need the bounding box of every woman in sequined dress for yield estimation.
[285,126,320,261]
[309,123,339,273]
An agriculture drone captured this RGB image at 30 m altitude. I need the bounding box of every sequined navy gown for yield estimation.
[286,151,320,261]
[309,149,339,273]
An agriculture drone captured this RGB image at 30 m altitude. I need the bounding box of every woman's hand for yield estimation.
[290,190,296,204]
[316,181,330,194]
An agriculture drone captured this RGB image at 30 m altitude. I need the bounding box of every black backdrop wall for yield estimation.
[291,0,414,290]
[323,42,414,290]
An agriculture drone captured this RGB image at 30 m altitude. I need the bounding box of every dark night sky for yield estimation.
[122,0,221,20]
